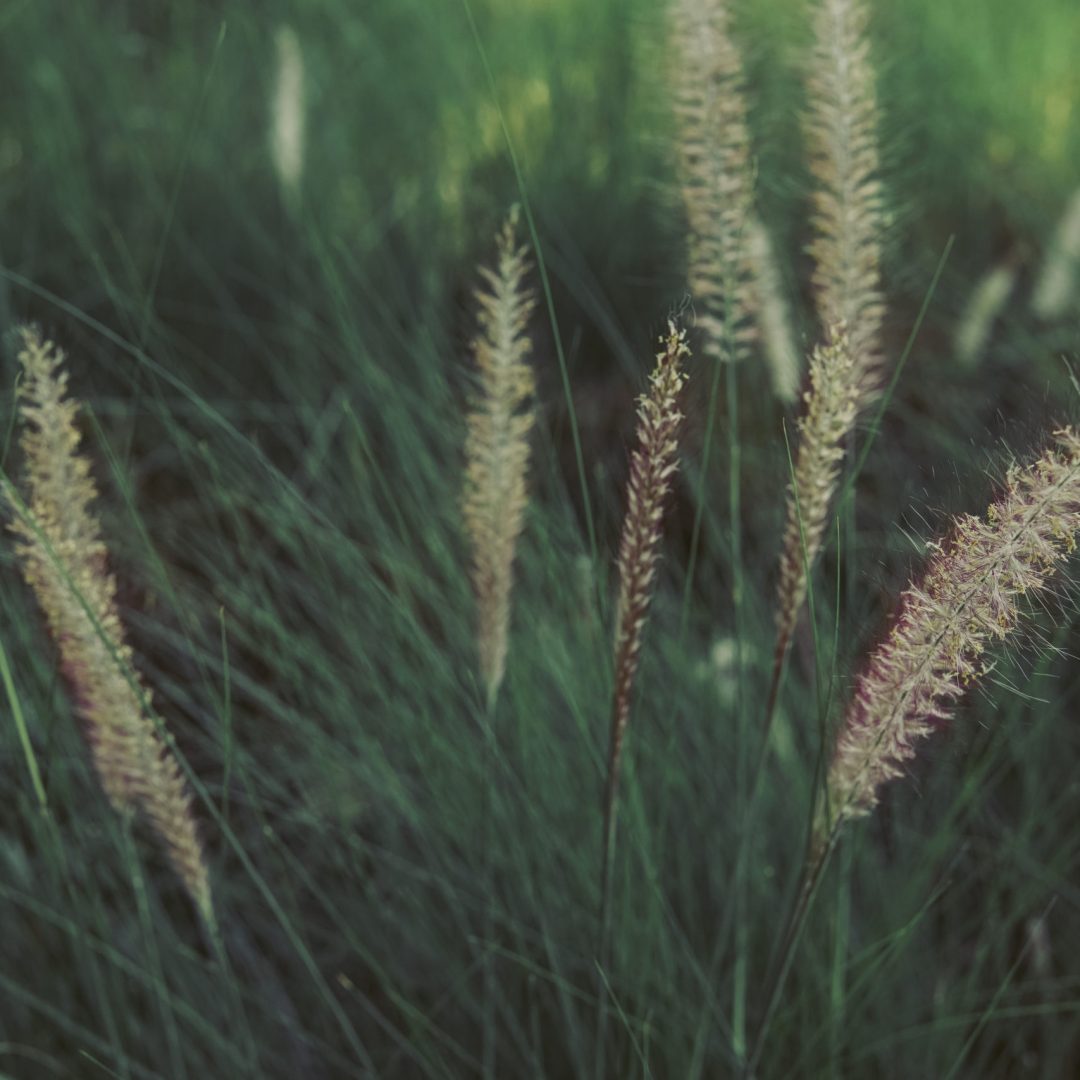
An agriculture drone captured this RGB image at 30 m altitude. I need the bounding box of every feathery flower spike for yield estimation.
[669,0,756,366]
[602,322,689,896]
[815,427,1080,856]
[747,218,801,403]
[462,210,537,710]
[805,0,886,394]
[774,326,858,658]
[3,328,214,926]
[768,0,887,694]
[269,25,306,205]
[1032,187,1080,320]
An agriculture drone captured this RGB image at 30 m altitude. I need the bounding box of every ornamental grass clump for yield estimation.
[462,210,537,711]
[3,327,214,928]
[602,322,689,906]
[815,427,1080,859]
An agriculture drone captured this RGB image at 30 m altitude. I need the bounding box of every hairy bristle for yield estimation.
[462,210,537,710]
[603,322,689,893]
[269,25,306,203]
[1031,187,1080,320]
[770,0,888,672]
[954,261,1018,368]
[4,327,214,927]
[816,427,1080,853]
[805,0,886,394]
[774,325,858,654]
[669,0,756,364]
[747,218,801,403]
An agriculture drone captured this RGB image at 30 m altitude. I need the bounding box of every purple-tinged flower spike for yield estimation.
[816,428,1080,855]
[603,323,689,893]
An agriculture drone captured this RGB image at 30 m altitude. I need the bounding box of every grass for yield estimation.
[2,0,1080,1076]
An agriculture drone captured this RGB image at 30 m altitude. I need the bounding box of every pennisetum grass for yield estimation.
[954,259,1019,368]
[803,0,886,390]
[750,426,1080,1073]
[746,218,801,405]
[815,425,1080,856]
[768,0,887,726]
[668,0,756,368]
[2,327,214,929]
[269,25,306,207]
[461,208,536,1079]
[668,0,799,402]
[601,320,690,923]
[595,320,688,1078]
[1032,187,1080,320]
[462,207,537,714]
[769,325,857,717]
[668,0,759,657]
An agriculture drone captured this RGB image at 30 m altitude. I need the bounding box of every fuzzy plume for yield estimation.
[774,326,858,654]
[955,260,1018,368]
[1032,188,1080,320]
[269,24,306,204]
[462,210,537,710]
[804,0,886,393]
[816,427,1080,851]
[669,0,756,364]
[3,328,213,926]
[747,217,801,403]
[603,323,689,890]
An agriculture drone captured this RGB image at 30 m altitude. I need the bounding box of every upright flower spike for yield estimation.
[3,328,214,927]
[768,0,887,690]
[774,326,858,661]
[805,0,886,393]
[669,0,757,366]
[815,428,1080,856]
[1032,188,1080,320]
[462,210,537,710]
[747,218,801,404]
[602,323,689,897]
[269,24,306,205]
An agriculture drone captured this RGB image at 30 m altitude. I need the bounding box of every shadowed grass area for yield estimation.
[2,0,1080,1076]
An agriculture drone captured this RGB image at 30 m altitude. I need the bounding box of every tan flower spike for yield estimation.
[462,210,537,711]
[669,0,756,366]
[774,326,858,662]
[805,0,886,393]
[3,328,214,927]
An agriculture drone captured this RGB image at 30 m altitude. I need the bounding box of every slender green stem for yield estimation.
[727,350,749,1064]
[482,692,498,1080]
[745,826,841,1078]
[0,637,48,813]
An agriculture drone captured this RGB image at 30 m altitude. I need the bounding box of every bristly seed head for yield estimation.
[604,321,689,869]
[816,427,1080,852]
[4,327,214,928]
[462,209,537,711]
[775,324,858,652]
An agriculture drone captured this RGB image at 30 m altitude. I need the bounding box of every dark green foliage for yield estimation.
[2,0,1080,1076]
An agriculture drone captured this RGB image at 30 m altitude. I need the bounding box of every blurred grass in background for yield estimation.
[2,0,1080,1076]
